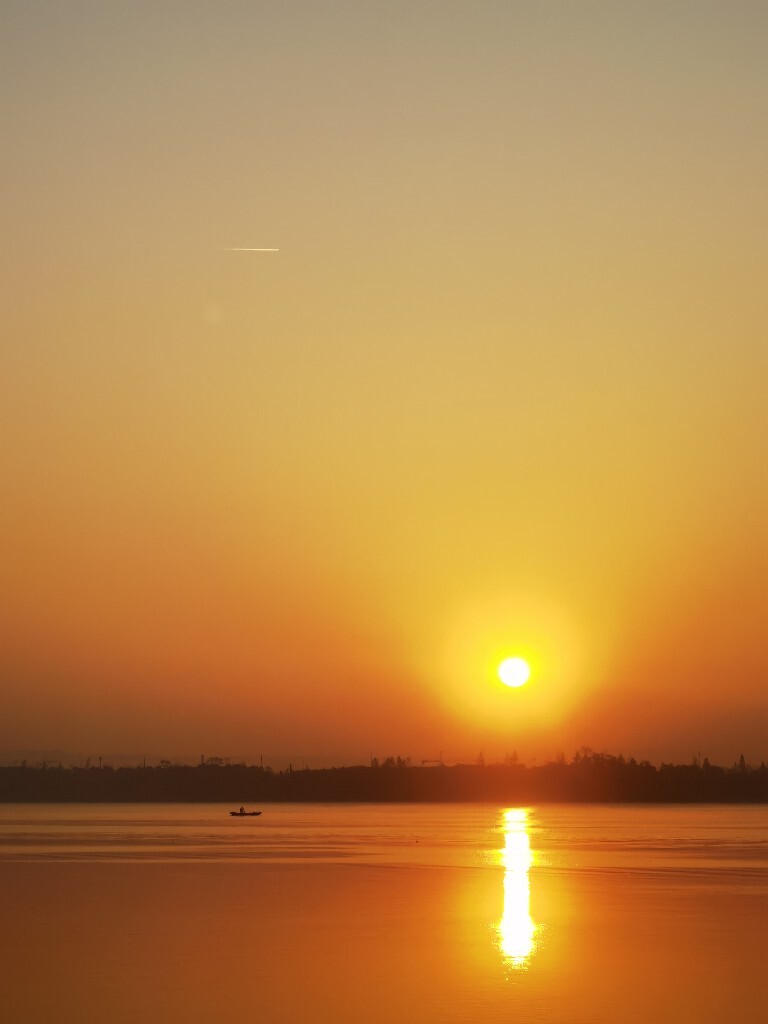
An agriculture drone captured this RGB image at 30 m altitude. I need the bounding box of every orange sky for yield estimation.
[3,2,767,766]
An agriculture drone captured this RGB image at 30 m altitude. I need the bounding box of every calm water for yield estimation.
[1,803,766,1023]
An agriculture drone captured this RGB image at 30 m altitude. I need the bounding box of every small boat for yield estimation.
[229,810,262,816]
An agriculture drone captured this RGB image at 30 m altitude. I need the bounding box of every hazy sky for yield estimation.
[3,1,767,766]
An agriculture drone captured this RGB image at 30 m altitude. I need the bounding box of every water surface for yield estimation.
[1,803,766,1022]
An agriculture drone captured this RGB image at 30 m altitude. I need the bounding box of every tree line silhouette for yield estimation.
[1,749,767,803]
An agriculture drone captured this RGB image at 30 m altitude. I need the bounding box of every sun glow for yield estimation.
[434,594,587,733]
[498,657,531,688]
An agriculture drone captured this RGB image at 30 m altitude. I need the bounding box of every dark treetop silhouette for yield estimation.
[1,750,767,803]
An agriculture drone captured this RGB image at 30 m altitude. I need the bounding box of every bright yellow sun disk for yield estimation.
[498,657,531,688]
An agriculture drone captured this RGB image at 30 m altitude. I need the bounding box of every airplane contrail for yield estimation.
[217,247,279,252]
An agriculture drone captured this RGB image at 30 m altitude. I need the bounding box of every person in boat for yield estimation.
[239,806,245,815]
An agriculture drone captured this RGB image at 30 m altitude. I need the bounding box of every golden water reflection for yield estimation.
[497,808,537,968]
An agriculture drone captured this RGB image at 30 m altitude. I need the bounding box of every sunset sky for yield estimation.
[3,2,767,767]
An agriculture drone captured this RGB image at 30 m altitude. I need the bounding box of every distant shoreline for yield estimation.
[2,753,767,803]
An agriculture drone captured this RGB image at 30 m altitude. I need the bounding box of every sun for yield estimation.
[498,656,531,688]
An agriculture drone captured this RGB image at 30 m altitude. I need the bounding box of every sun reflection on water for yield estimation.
[497,808,537,969]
